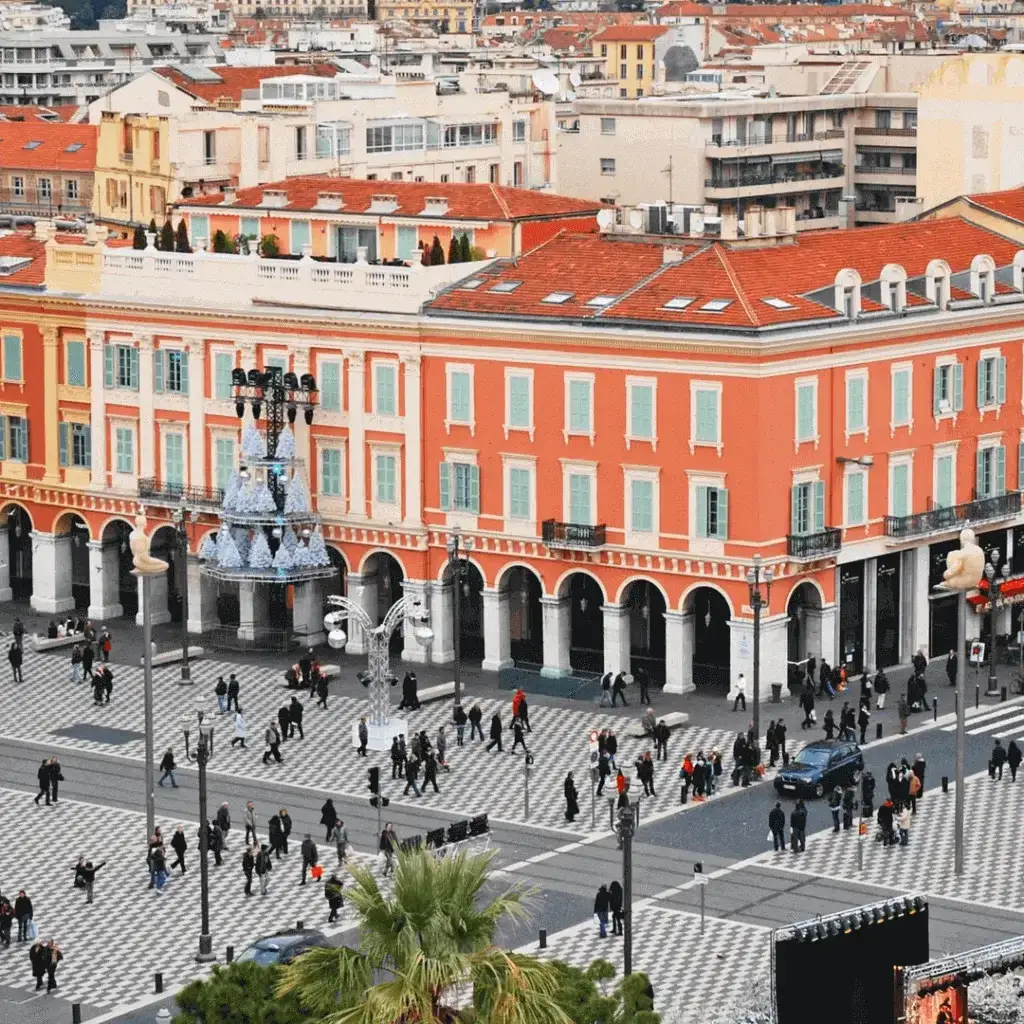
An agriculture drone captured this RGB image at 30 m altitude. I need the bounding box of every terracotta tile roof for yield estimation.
[966,187,1024,224]
[154,63,337,105]
[0,105,83,124]
[427,217,1023,331]
[178,175,603,222]
[592,24,669,41]
[0,122,96,172]
[0,232,46,287]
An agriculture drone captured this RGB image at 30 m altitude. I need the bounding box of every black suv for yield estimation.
[774,739,864,798]
[236,928,330,966]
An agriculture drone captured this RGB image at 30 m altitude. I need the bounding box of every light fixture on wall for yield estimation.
[704,608,712,629]
[462,581,470,597]
[641,603,649,620]
[520,586,528,605]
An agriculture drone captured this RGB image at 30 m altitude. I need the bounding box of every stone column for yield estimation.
[136,572,171,626]
[0,525,11,602]
[818,603,838,666]
[401,353,422,528]
[864,557,878,673]
[540,595,571,677]
[186,556,218,634]
[292,580,326,647]
[187,336,206,488]
[730,617,753,693]
[237,581,269,641]
[602,603,631,676]
[89,332,107,490]
[429,579,455,664]
[910,547,930,656]
[758,614,790,702]
[29,532,74,614]
[481,586,512,672]
[347,351,366,518]
[42,327,60,483]
[344,571,377,655]
[663,609,694,694]
[138,335,155,480]
[291,348,312,473]
[86,540,122,620]
[401,578,432,664]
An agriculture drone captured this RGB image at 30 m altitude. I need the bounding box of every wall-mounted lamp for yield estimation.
[836,455,875,468]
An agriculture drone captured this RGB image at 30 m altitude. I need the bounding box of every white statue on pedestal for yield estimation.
[940,527,985,592]
[130,512,169,575]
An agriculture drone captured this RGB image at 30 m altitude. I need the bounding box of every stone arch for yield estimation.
[926,258,952,309]
[499,562,544,668]
[784,577,825,610]
[52,510,93,540]
[879,263,907,313]
[833,267,862,318]
[0,502,32,602]
[680,580,735,616]
[436,553,489,586]
[682,582,733,691]
[615,574,670,607]
[554,566,608,603]
[970,253,996,301]
[358,547,409,578]
[495,560,549,596]
[618,576,669,684]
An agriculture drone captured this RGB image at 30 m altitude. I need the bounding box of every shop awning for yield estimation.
[968,574,1024,611]
[820,149,844,162]
[773,151,818,165]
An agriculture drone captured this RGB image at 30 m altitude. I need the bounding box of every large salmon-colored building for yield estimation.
[4,190,1024,697]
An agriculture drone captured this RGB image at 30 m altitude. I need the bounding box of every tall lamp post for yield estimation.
[745,554,774,744]
[171,498,198,684]
[446,526,468,711]
[617,803,636,975]
[984,549,1011,696]
[183,698,216,963]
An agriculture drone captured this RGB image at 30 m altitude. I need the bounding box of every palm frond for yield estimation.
[276,945,371,1015]
[470,949,574,1024]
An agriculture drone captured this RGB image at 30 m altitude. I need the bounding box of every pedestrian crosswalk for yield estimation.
[941,698,1024,739]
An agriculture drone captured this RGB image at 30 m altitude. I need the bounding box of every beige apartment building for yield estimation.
[558,90,918,229]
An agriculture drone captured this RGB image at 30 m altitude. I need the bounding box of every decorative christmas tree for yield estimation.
[198,535,217,561]
[276,426,295,460]
[292,539,313,567]
[242,422,266,460]
[272,542,294,571]
[215,529,242,569]
[222,471,242,512]
[282,526,298,551]
[248,531,273,570]
[252,481,277,513]
[231,527,251,564]
[284,475,309,514]
[307,528,330,567]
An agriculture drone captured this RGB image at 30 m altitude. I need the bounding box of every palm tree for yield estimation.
[278,846,572,1024]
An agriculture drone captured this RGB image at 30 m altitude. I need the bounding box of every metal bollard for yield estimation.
[609,798,615,831]
[296,920,304,931]
[876,722,883,740]
[1002,686,1008,703]
[942,775,949,794]
[226,945,234,964]
[976,684,980,709]
[72,1004,82,1024]
[154,972,164,995]
[539,929,547,950]
[933,697,938,722]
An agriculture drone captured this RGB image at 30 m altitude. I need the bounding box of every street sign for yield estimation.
[970,641,986,664]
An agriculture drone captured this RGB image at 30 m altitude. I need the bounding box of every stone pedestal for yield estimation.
[663,610,694,694]
[87,541,123,621]
[136,572,171,626]
[292,580,326,647]
[30,532,75,614]
[401,579,432,664]
[237,581,269,641]
[187,557,219,635]
[351,717,408,752]
[602,603,631,676]
[344,572,378,655]
[429,580,455,664]
[730,614,789,702]
[481,587,513,672]
[540,595,571,677]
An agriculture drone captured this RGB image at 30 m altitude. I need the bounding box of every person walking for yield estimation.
[320,798,338,843]
[946,649,958,687]
[207,821,224,867]
[255,844,272,896]
[398,671,420,711]
[636,664,651,706]
[215,677,228,714]
[609,879,624,936]
[509,717,528,756]
[423,753,440,793]
[766,721,778,768]
[69,643,83,684]
[828,786,842,833]
[99,629,112,663]
[170,826,187,875]
[81,642,94,683]
[468,703,484,742]
[29,939,46,990]
[325,874,344,923]
[436,726,448,769]
[991,738,1008,780]
[1010,740,1022,782]
[300,834,318,885]
[898,805,911,846]
[379,824,397,877]
[277,703,291,744]
[227,674,240,713]
[732,673,747,712]
[636,751,656,797]
[861,770,876,819]
[263,720,283,765]
[612,671,629,707]
[75,861,105,904]
[7,641,22,684]
[606,730,619,770]
[33,759,51,806]
[564,771,580,822]
[874,669,889,710]
[768,802,786,851]
[357,718,368,756]
[232,709,247,749]
[243,802,258,846]
[799,681,816,730]
[288,697,304,740]
[403,757,421,797]
[242,846,255,897]
[158,748,178,788]
[215,803,231,847]
[268,813,285,860]
[486,712,503,753]
[328,820,348,865]
[14,891,32,942]
[279,809,293,853]
[600,670,613,708]
[823,708,836,740]
[593,885,611,938]
[453,704,467,746]
[858,704,870,745]
[390,737,404,779]
[653,719,669,761]
[897,692,909,735]
[790,800,807,853]
[842,786,857,830]
[12,615,23,649]
[44,941,62,993]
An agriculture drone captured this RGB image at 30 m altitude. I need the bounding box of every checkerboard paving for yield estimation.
[0,786,375,1010]
[752,769,1024,910]
[0,640,803,835]
[523,903,771,1024]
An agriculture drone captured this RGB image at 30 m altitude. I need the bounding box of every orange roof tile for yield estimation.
[0,104,83,123]
[178,175,603,222]
[966,187,1024,224]
[0,232,46,287]
[154,63,337,105]
[0,122,96,172]
[592,24,669,41]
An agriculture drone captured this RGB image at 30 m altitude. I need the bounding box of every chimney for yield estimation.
[745,205,763,238]
[762,207,777,239]
[422,196,449,216]
[315,191,344,211]
[221,186,237,205]
[720,209,738,241]
[261,189,288,209]
[777,205,796,237]
[690,211,705,237]
[663,247,684,265]
[32,219,52,242]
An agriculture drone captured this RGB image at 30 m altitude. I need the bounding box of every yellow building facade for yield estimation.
[376,0,473,33]
[592,26,666,99]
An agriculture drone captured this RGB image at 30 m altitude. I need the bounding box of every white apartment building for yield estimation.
[0,4,71,32]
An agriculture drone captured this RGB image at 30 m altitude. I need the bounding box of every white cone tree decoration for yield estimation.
[215,528,242,569]
[284,474,309,514]
[307,528,330,567]
[198,535,217,561]
[252,481,276,513]
[231,527,251,564]
[248,530,273,570]
[272,542,294,571]
[222,471,242,511]
[282,526,298,551]
[292,539,313,567]
[242,422,265,460]
[276,426,295,460]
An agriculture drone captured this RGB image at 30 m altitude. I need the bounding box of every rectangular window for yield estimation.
[977,445,1006,499]
[376,454,397,503]
[164,433,184,486]
[295,125,307,160]
[66,179,79,201]
[190,214,209,247]
[319,360,342,412]
[933,362,963,415]
[977,354,1006,408]
[320,447,342,497]
[630,478,654,533]
[512,120,527,142]
[240,216,260,240]
[600,157,616,175]
[115,426,134,475]
[59,421,91,468]
[38,178,51,200]
[695,486,728,540]
[846,372,867,433]
[65,339,86,387]
[693,387,719,444]
[567,377,592,434]
[213,352,233,400]
[795,380,816,442]
[3,415,27,462]
[791,481,825,535]
[107,344,139,390]
[935,452,954,508]
[892,367,911,426]
[629,382,654,440]
[155,348,189,395]
[890,462,910,518]
[374,363,397,416]
[507,373,531,430]
[448,369,472,423]
[2,333,21,381]
[11,176,22,198]
[396,225,418,261]
[438,461,479,513]
[213,437,234,492]
[569,472,591,525]
[600,117,616,135]
[290,219,310,254]
[509,466,530,520]
[846,471,865,525]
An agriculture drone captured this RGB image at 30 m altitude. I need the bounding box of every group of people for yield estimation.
[0,887,60,992]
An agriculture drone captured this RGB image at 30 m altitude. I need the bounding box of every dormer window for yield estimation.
[368,194,399,214]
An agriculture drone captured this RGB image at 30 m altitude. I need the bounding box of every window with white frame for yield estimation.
[690,382,721,449]
[1,333,21,382]
[374,361,398,416]
[154,347,189,395]
[564,465,595,525]
[212,352,233,401]
[0,414,28,462]
[976,439,1006,499]
[795,377,817,445]
[65,339,86,388]
[694,483,728,540]
[320,446,343,497]
[59,421,90,468]
[933,359,963,417]
[213,436,234,493]
[791,480,825,535]
[846,369,868,437]
[265,354,288,374]
[564,373,594,441]
[503,457,535,527]
[845,467,867,526]
[163,431,185,486]
[934,447,955,508]
[319,358,342,413]
[625,470,658,539]
[888,456,912,519]
[105,344,139,391]
[891,364,912,430]
[977,352,1006,410]
[115,426,135,475]
[446,365,474,430]
[439,457,479,514]
[505,369,533,438]
[374,451,399,505]
[626,378,656,447]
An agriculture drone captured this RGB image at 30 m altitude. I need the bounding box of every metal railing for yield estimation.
[885,491,1021,540]
[787,527,842,559]
[541,519,607,548]
[138,478,224,507]
[854,126,917,137]
[706,166,845,189]
[205,625,299,653]
[854,164,917,175]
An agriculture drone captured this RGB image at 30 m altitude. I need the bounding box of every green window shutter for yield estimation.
[998,356,1007,405]
[569,379,590,432]
[154,349,164,393]
[129,348,139,390]
[716,487,729,540]
[932,365,942,416]
[937,455,953,508]
[569,473,590,524]
[291,219,310,253]
[469,464,480,513]
[450,371,471,422]
[813,480,825,532]
[847,376,865,431]
[179,349,190,395]
[891,464,908,518]
[631,385,653,439]
[508,375,529,427]
[214,353,233,400]
[847,473,864,524]
[397,225,417,261]
[58,421,68,466]
[509,468,530,519]
[977,360,987,408]
[3,335,21,381]
[695,389,717,442]
[893,369,910,424]
[796,384,814,440]
[696,485,708,538]
[67,340,86,387]
[977,448,987,497]
[996,445,1006,496]
[82,425,91,468]
[439,461,450,511]
[320,362,341,412]
[376,365,395,415]
[104,345,114,388]
[953,362,963,411]
[0,415,8,461]
[631,480,651,532]
[790,485,800,535]
[19,419,28,462]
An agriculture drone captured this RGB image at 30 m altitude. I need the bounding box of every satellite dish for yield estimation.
[531,69,558,95]
[628,209,643,230]
[569,69,581,86]
[597,208,614,231]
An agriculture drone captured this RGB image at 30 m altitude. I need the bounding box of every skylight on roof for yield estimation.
[491,280,522,293]
[763,297,794,310]
[23,140,41,150]
[64,142,84,152]
[663,296,694,310]
[460,278,485,290]
[700,299,733,313]
[541,291,574,304]
[587,295,617,307]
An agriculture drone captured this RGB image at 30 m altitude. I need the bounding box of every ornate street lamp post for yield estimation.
[183,698,216,963]
[446,526,468,711]
[745,554,774,744]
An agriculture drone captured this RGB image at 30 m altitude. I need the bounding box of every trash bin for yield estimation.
[771,683,782,702]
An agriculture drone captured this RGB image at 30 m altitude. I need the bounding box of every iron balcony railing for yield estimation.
[541,519,607,548]
[138,478,224,508]
[787,527,842,560]
[885,491,1021,540]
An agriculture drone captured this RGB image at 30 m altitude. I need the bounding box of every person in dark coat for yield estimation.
[315,673,329,709]
[357,718,368,756]
[320,798,338,842]
[48,758,63,803]
[215,803,231,845]
[398,671,420,711]
[790,800,807,853]
[822,709,836,740]
[564,772,580,822]
[288,697,304,740]
[215,676,228,712]
[593,884,611,938]
[423,753,440,793]
[403,757,421,797]
[992,739,1008,780]
[299,649,312,688]
[7,642,22,684]
[81,642,94,681]
[799,681,816,729]
[596,752,611,796]
[277,703,291,742]
[516,693,531,733]
[268,813,286,860]
[612,671,629,707]
[227,674,240,713]
[453,704,467,745]
[29,939,46,990]
[841,786,857,830]
[1010,740,1023,782]
[874,669,890,710]
[653,720,670,761]
[325,874,344,922]
[390,737,404,778]
[877,800,895,845]
[912,754,927,794]
[170,826,188,875]
[776,720,788,765]
[14,891,32,942]
[858,705,870,744]
[242,846,255,897]
[913,649,928,679]
[33,760,50,806]
[207,821,224,867]
[486,713,503,753]
[609,879,624,935]
[768,802,786,851]
[861,770,876,818]
[606,731,619,769]
[806,654,816,685]
[300,834,318,885]
[509,718,528,755]
[946,649,958,687]
[468,703,484,742]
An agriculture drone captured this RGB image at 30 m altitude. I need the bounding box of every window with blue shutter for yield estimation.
[375,364,397,416]
[190,214,209,246]
[69,423,90,468]
[154,348,164,393]
[213,437,233,492]
[163,349,189,394]
[953,362,963,411]
[812,480,825,532]
[58,422,68,467]
[977,448,989,498]
[933,364,946,416]
[978,356,1001,408]
[469,464,480,513]
[998,356,1007,405]
[104,345,115,389]
[8,416,27,462]
[376,454,397,503]
[630,384,654,440]
[715,488,728,539]
[936,454,954,508]
[846,471,865,525]
[319,361,342,412]
[508,374,530,429]
[695,485,709,538]
[891,463,909,518]
[796,382,815,442]
[568,379,591,433]
[0,415,8,460]
[116,427,134,475]
[791,482,819,535]
[66,340,86,387]
[320,447,342,496]
[397,225,418,261]
[892,368,911,425]
[846,374,866,432]
[630,478,654,533]
[439,461,450,511]
[694,388,719,444]
[213,352,233,400]
[696,486,726,538]
[975,447,1004,498]
[164,433,184,486]
[449,370,471,423]
[569,473,591,525]
[509,467,530,520]
[290,219,311,254]
[2,334,21,381]
[996,445,1006,496]
[449,462,479,512]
